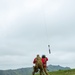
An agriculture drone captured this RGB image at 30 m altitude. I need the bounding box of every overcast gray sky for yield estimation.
[0,0,75,70]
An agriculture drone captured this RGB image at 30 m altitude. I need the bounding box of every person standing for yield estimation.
[42,55,49,75]
[32,54,44,75]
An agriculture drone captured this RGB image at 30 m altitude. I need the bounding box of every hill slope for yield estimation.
[0,65,70,75]
[36,69,75,75]
[49,69,75,75]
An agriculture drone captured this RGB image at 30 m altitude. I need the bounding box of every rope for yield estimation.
[40,0,51,54]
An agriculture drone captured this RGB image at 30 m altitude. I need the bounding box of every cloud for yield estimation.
[0,0,75,69]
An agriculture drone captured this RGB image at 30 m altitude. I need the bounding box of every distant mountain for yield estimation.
[0,65,70,75]
[47,64,70,72]
[0,68,33,75]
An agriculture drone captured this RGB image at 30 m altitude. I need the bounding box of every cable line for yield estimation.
[40,0,51,54]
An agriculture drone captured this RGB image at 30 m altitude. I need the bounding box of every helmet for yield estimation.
[42,55,46,58]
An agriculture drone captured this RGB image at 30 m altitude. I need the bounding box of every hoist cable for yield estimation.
[40,0,51,54]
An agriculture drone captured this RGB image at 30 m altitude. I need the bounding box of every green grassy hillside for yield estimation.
[36,69,75,75]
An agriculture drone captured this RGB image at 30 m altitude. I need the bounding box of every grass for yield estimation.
[36,69,75,75]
